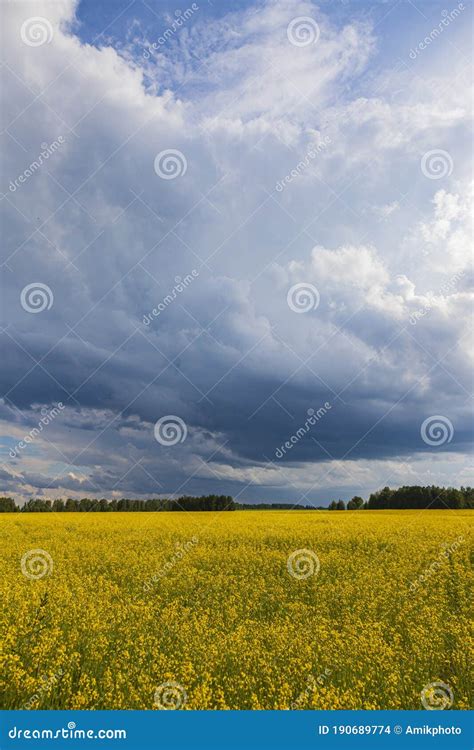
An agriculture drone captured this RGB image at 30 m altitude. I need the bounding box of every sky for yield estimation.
[0,0,472,505]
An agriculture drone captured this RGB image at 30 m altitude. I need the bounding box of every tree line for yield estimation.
[235,486,473,511]
[366,485,473,509]
[237,503,321,510]
[0,486,472,512]
[327,486,473,510]
[0,495,236,513]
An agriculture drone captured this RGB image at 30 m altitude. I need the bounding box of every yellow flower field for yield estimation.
[1,510,472,710]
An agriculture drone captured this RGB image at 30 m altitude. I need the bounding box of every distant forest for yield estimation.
[0,486,473,512]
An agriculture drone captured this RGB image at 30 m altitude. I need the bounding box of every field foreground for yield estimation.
[1,510,472,710]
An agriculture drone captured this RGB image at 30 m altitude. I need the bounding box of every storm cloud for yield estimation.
[1,0,472,503]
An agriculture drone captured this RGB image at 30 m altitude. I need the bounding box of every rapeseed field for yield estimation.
[1,510,472,710]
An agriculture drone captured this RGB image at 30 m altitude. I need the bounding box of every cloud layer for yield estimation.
[1,0,472,503]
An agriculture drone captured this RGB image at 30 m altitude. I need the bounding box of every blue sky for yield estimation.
[1,0,472,504]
